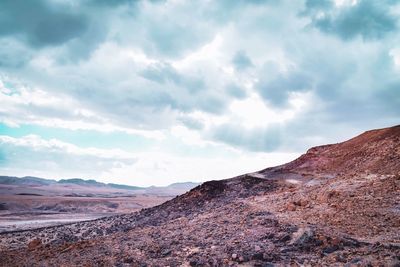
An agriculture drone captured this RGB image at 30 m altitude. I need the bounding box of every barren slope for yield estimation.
[260,125,400,177]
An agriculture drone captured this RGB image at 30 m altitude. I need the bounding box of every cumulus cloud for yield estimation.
[0,0,88,47]
[232,50,254,71]
[0,77,166,140]
[256,65,313,108]
[0,134,137,179]
[303,0,399,41]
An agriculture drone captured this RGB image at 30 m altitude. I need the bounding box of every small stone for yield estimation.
[335,253,346,263]
[287,202,296,211]
[289,227,314,246]
[252,252,264,260]
[263,252,274,261]
[388,257,400,267]
[331,237,341,246]
[232,253,237,260]
[161,248,171,256]
[123,257,134,263]
[280,234,291,242]
[189,260,199,266]
[322,245,339,254]
[299,199,308,206]
[28,239,42,250]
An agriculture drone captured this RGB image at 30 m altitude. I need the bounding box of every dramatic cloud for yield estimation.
[303,0,399,40]
[0,0,88,47]
[0,0,399,185]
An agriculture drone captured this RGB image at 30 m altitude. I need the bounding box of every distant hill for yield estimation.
[0,176,56,186]
[58,178,106,187]
[0,175,199,192]
[107,183,144,190]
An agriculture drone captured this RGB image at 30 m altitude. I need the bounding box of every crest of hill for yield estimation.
[0,176,55,186]
[261,125,400,177]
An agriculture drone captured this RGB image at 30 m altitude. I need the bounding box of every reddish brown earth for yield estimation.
[262,124,400,177]
[0,125,399,266]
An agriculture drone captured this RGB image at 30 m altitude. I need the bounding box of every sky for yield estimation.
[0,0,399,186]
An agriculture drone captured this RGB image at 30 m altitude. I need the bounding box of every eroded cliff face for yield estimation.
[1,125,399,266]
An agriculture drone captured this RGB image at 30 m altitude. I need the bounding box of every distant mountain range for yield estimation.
[0,175,199,192]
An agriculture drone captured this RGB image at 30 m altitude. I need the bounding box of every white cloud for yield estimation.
[100,150,299,187]
[0,77,166,140]
[171,34,224,70]
[390,48,400,70]
[0,135,136,160]
[227,92,310,129]
[334,0,359,7]
[0,134,298,187]
[0,135,138,181]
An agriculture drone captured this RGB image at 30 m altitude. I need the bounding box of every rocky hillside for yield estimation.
[260,125,400,177]
[0,125,399,266]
